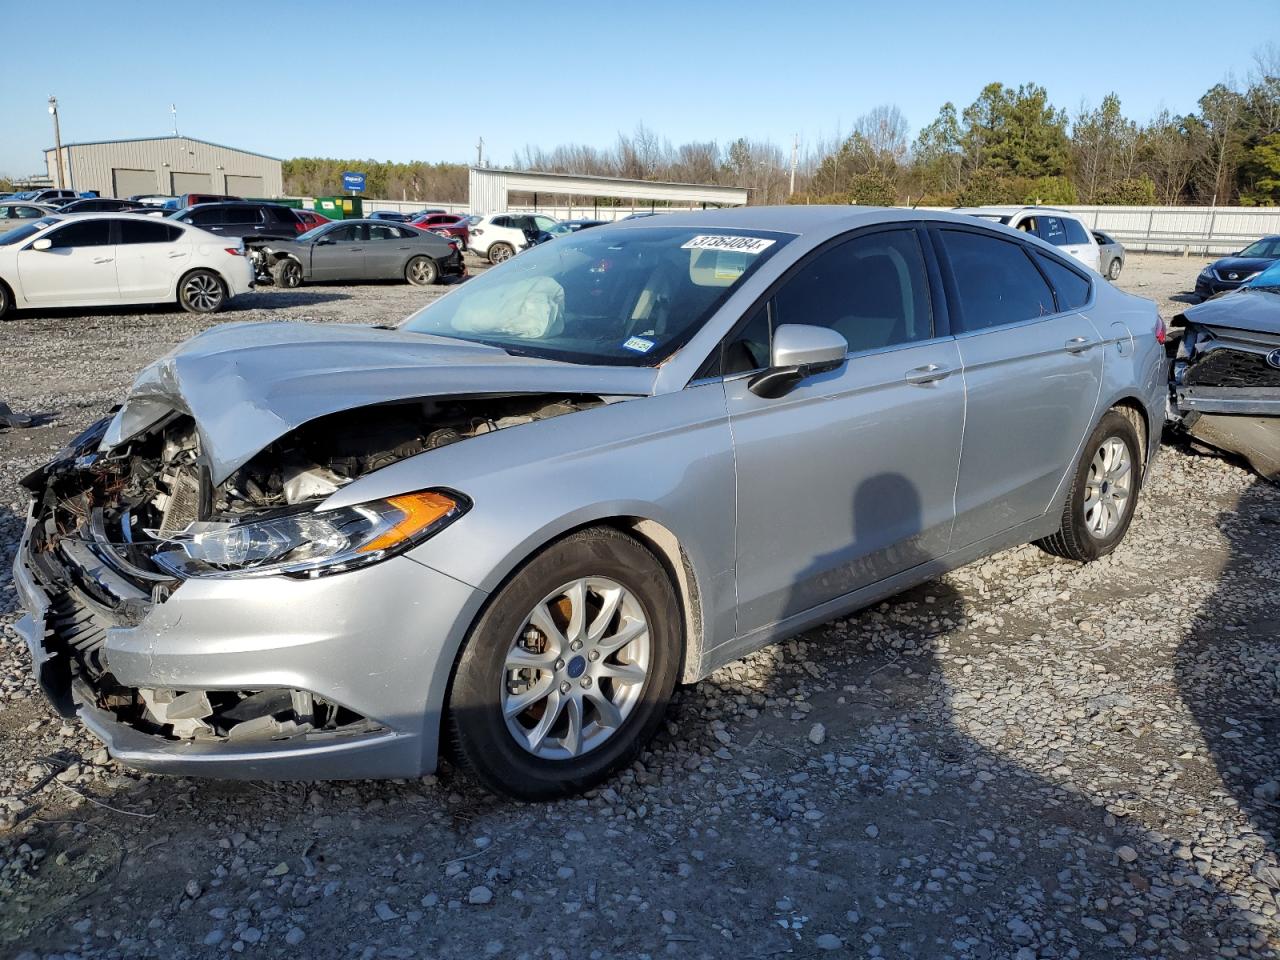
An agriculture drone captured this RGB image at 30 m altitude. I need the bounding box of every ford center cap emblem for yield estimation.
[1268,349,1280,370]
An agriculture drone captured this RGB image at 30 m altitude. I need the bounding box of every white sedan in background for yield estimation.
[0,214,254,319]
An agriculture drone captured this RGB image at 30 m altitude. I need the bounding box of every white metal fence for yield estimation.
[1051,206,1280,256]
[297,198,711,222]
[298,198,1280,254]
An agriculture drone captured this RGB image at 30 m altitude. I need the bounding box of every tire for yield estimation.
[1036,408,1144,562]
[0,281,11,320]
[271,258,302,289]
[406,255,439,286]
[1107,258,1122,281]
[488,242,514,265]
[447,526,682,800]
[177,270,226,314]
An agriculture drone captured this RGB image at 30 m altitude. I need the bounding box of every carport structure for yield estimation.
[468,167,748,215]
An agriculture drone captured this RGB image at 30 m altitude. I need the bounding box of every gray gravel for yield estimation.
[2,254,1278,959]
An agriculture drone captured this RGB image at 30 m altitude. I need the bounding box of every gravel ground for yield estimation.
[2,253,1278,960]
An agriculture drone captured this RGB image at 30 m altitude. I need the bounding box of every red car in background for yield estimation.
[409,212,469,250]
[295,210,332,232]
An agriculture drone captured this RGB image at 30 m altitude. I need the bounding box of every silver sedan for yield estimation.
[14,207,1167,798]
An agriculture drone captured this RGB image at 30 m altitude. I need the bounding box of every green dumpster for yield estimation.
[313,196,363,220]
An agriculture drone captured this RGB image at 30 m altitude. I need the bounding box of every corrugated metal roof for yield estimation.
[42,135,282,162]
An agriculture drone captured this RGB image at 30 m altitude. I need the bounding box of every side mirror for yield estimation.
[749,324,848,398]
[31,238,52,251]
[316,237,333,245]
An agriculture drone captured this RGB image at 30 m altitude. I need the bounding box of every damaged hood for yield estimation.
[1184,289,1280,336]
[104,321,658,483]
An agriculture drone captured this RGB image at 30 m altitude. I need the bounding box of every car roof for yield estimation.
[597,204,989,236]
[951,205,1077,218]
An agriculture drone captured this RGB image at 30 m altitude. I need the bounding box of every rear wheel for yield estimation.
[488,242,514,264]
[406,256,438,286]
[271,258,302,288]
[177,270,225,314]
[1107,258,1122,280]
[1036,408,1143,562]
[447,527,681,799]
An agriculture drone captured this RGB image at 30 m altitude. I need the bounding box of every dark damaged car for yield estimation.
[250,219,463,288]
[12,208,1167,798]
[1172,260,1280,479]
[1194,235,1280,300]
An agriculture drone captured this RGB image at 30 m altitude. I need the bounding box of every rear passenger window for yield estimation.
[1035,253,1091,309]
[939,230,1055,331]
[120,220,181,244]
[1037,216,1068,246]
[771,228,933,354]
[222,207,261,226]
[1062,218,1090,245]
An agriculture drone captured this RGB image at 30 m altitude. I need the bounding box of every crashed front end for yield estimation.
[1171,318,1280,480]
[12,390,597,778]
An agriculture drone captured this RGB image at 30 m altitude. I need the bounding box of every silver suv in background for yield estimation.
[955,206,1101,272]
[14,207,1166,799]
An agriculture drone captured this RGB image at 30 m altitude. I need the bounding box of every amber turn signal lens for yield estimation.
[357,491,459,554]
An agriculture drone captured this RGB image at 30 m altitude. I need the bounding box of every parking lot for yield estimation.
[2,253,1279,959]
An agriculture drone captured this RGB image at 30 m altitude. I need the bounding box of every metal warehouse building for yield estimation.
[43,136,283,199]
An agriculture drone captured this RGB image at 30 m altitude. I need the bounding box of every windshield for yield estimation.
[1245,260,1280,290]
[402,226,791,365]
[0,218,57,246]
[1238,237,1280,258]
[296,224,331,242]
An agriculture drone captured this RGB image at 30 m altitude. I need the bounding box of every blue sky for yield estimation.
[2,0,1276,178]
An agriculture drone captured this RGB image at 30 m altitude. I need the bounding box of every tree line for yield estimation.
[282,46,1278,208]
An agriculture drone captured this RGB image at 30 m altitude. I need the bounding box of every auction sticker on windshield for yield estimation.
[681,235,776,254]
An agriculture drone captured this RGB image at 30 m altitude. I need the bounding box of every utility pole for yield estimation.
[789,133,798,197]
[170,104,179,137]
[476,137,484,168]
[47,96,64,189]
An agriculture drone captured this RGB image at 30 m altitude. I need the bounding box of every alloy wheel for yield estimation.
[501,577,650,760]
[183,273,222,311]
[408,258,436,284]
[1083,437,1132,538]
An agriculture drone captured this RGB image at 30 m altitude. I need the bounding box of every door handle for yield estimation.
[92,257,114,264]
[349,247,363,251]
[167,252,186,258]
[1064,336,1096,353]
[905,363,952,385]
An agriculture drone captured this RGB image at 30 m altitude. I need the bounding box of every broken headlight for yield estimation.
[154,489,468,579]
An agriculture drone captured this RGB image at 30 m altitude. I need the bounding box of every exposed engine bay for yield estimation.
[1169,315,1280,482]
[21,393,602,742]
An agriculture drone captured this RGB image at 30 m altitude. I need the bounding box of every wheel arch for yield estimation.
[437,509,707,728]
[173,265,228,301]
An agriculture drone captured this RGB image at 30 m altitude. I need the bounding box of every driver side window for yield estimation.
[722,228,933,375]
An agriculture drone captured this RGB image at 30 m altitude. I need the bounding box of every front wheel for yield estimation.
[1107,258,1122,281]
[0,282,11,320]
[178,270,226,314]
[1036,408,1143,562]
[447,527,681,799]
[272,258,302,288]
[406,255,439,286]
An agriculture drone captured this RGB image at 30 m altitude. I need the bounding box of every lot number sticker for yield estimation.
[681,235,775,254]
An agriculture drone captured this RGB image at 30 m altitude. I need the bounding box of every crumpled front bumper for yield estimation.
[13,518,487,780]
